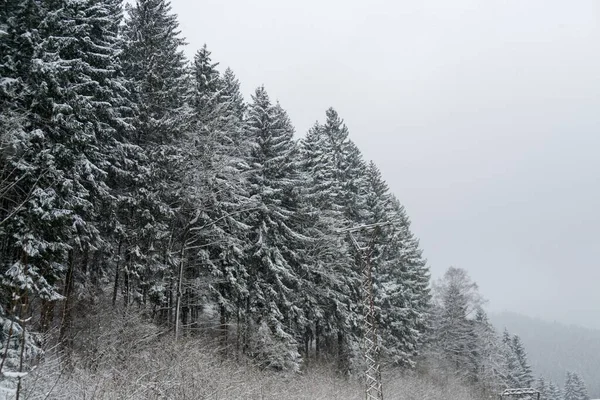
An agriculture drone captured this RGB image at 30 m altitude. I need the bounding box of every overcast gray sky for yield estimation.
[168,0,600,330]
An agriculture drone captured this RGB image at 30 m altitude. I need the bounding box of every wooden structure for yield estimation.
[500,388,541,400]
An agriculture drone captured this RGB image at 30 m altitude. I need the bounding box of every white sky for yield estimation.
[165,0,600,329]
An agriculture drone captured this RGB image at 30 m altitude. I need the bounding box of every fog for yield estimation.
[167,0,600,329]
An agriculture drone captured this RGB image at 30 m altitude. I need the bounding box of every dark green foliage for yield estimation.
[118,0,190,307]
[0,0,435,381]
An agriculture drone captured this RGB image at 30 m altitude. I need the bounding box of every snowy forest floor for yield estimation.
[5,305,480,400]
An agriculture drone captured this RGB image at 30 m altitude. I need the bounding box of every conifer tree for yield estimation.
[0,0,69,305]
[364,162,430,367]
[243,87,304,370]
[299,122,358,369]
[318,108,369,370]
[538,377,549,400]
[565,372,576,400]
[0,0,466,385]
[119,0,190,309]
[502,329,521,388]
[320,108,368,224]
[0,0,142,357]
[431,267,482,382]
[512,334,534,387]
[473,308,508,392]
[220,68,247,148]
[1,0,130,296]
[572,373,589,400]
[183,46,252,347]
[548,381,563,400]
[565,372,589,400]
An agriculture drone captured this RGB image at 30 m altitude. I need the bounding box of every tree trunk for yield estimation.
[59,249,76,348]
[123,250,130,308]
[304,326,311,362]
[315,321,321,361]
[15,265,29,400]
[236,298,241,359]
[112,243,120,306]
[174,249,184,341]
[39,300,55,334]
[243,296,250,354]
[220,304,228,354]
[337,331,346,373]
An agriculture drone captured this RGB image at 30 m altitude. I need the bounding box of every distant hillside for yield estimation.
[491,312,600,397]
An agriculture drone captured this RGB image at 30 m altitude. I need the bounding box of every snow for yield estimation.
[1,371,27,379]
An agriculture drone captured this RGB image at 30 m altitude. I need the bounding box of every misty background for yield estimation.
[166,0,600,330]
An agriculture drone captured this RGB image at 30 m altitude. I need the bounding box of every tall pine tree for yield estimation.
[431,267,481,382]
[365,162,430,367]
[243,87,305,371]
[511,334,534,387]
[299,121,358,370]
[119,0,190,310]
[183,46,252,348]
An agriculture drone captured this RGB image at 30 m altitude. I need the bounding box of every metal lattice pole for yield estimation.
[359,238,383,400]
[340,223,389,400]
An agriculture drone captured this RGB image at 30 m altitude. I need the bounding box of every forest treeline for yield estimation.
[0,0,590,398]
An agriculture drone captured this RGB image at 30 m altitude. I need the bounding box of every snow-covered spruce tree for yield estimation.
[547,381,563,400]
[74,0,141,310]
[571,373,589,400]
[501,328,522,389]
[242,87,306,371]
[0,0,135,346]
[386,195,431,363]
[220,68,247,149]
[298,122,359,371]
[319,108,368,225]
[58,0,137,338]
[0,0,35,238]
[119,0,190,311]
[564,372,576,400]
[182,46,252,348]
[430,267,482,383]
[537,377,549,400]
[0,6,63,377]
[472,308,509,393]
[511,334,534,388]
[190,44,221,135]
[564,372,589,400]
[318,108,370,370]
[0,0,67,308]
[0,304,43,393]
[364,161,430,368]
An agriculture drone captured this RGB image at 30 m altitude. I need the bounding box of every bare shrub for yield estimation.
[16,305,481,400]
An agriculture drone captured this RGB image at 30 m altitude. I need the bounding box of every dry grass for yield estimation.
[14,306,480,400]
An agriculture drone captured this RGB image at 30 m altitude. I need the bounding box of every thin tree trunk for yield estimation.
[304,326,310,362]
[15,290,29,400]
[243,296,250,354]
[59,249,76,348]
[337,331,346,373]
[174,221,191,340]
[220,304,228,354]
[39,300,55,334]
[315,321,321,361]
[81,246,89,276]
[236,298,241,360]
[112,239,122,307]
[123,261,130,308]
[91,250,100,288]
[15,252,29,400]
[174,246,185,341]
